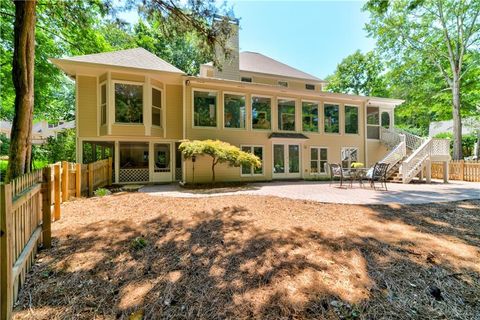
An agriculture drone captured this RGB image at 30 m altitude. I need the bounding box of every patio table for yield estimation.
[347,168,369,187]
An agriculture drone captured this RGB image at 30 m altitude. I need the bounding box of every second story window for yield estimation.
[193,90,217,127]
[305,84,315,90]
[100,83,107,125]
[324,104,339,134]
[367,106,380,139]
[278,81,288,87]
[241,77,252,83]
[278,98,296,131]
[345,105,359,134]
[152,88,162,127]
[302,101,319,132]
[115,83,143,124]
[224,93,246,129]
[252,96,271,130]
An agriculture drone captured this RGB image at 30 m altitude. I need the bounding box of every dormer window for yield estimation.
[278,81,288,87]
[241,77,252,83]
[115,83,143,124]
[305,84,315,90]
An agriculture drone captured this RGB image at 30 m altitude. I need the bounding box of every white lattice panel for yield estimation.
[119,168,149,182]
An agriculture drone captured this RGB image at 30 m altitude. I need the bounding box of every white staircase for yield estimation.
[379,127,450,184]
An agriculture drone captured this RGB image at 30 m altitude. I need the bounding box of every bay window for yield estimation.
[252,96,271,130]
[278,99,296,131]
[324,104,339,133]
[224,93,246,129]
[115,83,143,124]
[193,90,217,127]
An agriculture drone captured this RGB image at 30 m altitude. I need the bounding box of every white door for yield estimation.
[272,144,301,179]
[151,143,173,182]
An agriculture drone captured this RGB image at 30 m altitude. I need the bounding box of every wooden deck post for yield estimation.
[108,157,113,185]
[41,167,52,248]
[0,183,13,320]
[88,163,94,197]
[76,163,81,197]
[425,159,431,183]
[61,161,69,202]
[443,161,449,183]
[54,164,61,220]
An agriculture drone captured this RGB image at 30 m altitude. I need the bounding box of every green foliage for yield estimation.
[179,139,262,182]
[33,129,76,164]
[326,50,388,97]
[94,188,111,197]
[130,236,148,251]
[434,132,478,157]
[0,134,10,156]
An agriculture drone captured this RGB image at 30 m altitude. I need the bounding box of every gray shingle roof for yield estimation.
[239,52,323,82]
[59,48,185,74]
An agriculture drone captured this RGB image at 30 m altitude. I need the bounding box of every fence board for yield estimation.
[431,160,480,182]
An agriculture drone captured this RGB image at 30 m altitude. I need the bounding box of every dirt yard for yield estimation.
[13,193,480,319]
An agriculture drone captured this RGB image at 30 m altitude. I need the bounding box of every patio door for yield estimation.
[273,144,301,179]
[151,143,172,182]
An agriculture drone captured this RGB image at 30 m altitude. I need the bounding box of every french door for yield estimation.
[272,144,301,179]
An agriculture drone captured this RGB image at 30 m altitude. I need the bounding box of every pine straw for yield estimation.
[13,194,480,320]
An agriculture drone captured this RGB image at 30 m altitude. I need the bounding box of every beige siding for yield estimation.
[165,84,183,140]
[111,124,145,136]
[77,75,98,137]
[367,140,389,167]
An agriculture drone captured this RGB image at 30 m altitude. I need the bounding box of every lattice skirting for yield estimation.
[175,168,182,181]
[119,168,149,182]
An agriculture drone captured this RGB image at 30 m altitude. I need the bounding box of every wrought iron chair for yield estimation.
[368,162,390,190]
[328,163,352,187]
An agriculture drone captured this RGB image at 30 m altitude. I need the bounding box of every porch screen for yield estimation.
[119,142,149,182]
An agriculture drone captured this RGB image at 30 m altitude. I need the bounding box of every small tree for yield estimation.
[179,139,261,183]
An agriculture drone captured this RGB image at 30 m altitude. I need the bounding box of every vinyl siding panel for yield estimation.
[111,124,145,136]
[165,84,183,140]
[77,75,98,137]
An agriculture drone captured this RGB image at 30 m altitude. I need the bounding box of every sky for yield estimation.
[119,1,375,79]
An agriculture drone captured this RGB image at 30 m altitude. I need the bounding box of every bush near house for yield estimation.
[179,139,262,183]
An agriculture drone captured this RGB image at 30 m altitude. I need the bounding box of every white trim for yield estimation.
[271,143,302,178]
[323,102,341,135]
[191,88,219,129]
[222,91,247,130]
[151,85,165,131]
[301,100,320,134]
[251,94,273,131]
[344,104,360,135]
[366,106,381,140]
[107,71,113,135]
[239,144,265,177]
[309,146,329,175]
[276,97,297,133]
[112,80,145,126]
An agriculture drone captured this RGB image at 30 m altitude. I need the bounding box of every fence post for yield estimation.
[108,157,113,185]
[460,160,464,180]
[62,161,69,202]
[0,183,13,320]
[76,163,81,197]
[41,167,52,248]
[88,163,94,197]
[54,164,61,220]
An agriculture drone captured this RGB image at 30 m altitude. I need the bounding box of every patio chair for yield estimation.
[328,163,352,187]
[367,162,390,191]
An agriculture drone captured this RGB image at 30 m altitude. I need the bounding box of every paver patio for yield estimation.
[141,180,479,204]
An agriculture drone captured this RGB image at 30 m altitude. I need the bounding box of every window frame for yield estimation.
[277,97,297,132]
[367,106,380,140]
[151,85,163,128]
[113,80,145,125]
[192,88,219,129]
[310,146,329,175]
[100,81,107,126]
[278,80,288,87]
[240,145,264,176]
[251,94,273,131]
[341,147,359,169]
[302,99,320,133]
[241,77,252,83]
[323,102,340,134]
[344,104,359,135]
[223,91,247,130]
[305,84,315,90]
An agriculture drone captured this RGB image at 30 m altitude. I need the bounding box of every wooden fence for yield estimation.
[0,157,112,319]
[432,160,480,182]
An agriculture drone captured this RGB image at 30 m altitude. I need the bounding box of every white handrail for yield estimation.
[402,138,432,184]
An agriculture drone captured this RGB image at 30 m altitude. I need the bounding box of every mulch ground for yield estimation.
[12,193,480,319]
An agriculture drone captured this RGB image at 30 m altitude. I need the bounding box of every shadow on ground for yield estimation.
[13,195,480,319]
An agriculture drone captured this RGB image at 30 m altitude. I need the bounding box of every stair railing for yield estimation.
[379,134,407,178]
[401,138,433,184]
[380,127,402,149]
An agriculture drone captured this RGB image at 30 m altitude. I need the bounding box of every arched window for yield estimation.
[381,111,391,129]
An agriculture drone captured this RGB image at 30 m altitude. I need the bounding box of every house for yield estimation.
[0,120,75,144]
[51,20,449,184]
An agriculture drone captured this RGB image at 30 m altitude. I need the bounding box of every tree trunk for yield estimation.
[451,74,463,160]
[475,131,480,159]
[211,158,216,183]
[6,0,36,182]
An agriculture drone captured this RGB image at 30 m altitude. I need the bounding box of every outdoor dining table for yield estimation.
[346,167,369,187]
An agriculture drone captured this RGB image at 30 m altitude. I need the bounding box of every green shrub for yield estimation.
[94,188,111,197]
[434,132,477,157]
[130,237,148,250]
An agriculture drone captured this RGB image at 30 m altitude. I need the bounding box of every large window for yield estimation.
[152,88,162,127]
[324,104,339,133]
[252,96,271,130]
[115,83,143,124]
[241,146,263,175]
[341,147,358,168]
[367,107,380,139]
[224,93,246,129]
[381,111,391,129]
[193,90,217,127]
[278,99,296,131]
[100,83,107,125]
[345,105,359,134]
[302,101,319,132]
[311,147,328,174]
